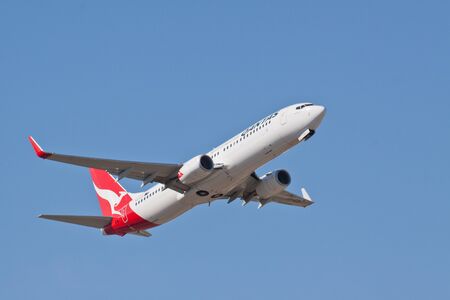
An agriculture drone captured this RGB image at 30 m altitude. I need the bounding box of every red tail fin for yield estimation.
[89,168,132,217]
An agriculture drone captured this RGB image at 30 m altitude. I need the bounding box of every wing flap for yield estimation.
[39,215,112,228]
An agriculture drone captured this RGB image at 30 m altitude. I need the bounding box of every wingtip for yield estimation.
[301,188,313,202]
[300,188,314,208]
[28,136,50,159]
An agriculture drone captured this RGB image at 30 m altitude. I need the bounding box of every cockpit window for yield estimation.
[296,103,313,110]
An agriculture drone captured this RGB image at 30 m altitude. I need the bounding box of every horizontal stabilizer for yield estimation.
[39,215,112,228]
[129,230,152,237]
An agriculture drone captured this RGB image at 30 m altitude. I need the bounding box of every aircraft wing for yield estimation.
[223,173,314,208]
[29,136,189,192]
[269,188,314,208]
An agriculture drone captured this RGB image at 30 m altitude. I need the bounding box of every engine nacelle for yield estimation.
[255,169,291,199]
[178,154,214,185]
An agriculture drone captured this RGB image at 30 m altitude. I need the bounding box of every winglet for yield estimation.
[28,136,51,159]
[301,188,313,202]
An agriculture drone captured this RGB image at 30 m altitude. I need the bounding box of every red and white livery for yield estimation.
[30,103,326,237]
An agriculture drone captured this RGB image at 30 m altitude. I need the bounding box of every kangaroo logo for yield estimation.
[93,184,128,216]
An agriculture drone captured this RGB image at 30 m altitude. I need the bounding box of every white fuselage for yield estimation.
[131,103,326,225]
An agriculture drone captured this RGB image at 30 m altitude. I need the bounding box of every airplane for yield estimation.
[29,103,326,237]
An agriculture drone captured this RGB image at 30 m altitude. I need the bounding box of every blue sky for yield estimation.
[1,1,449,299]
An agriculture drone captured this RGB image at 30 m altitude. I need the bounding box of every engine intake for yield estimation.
[178,154,214,185]
[255,169,291,199]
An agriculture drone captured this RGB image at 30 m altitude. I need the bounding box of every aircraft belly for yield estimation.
[193,169,234,195]
[195,153,267,198]
[133,190,193,225]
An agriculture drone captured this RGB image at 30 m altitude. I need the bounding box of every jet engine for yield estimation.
[178,154,214,185]
[255,169,291,199]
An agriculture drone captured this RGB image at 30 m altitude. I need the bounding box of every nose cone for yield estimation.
[309,105,326,129]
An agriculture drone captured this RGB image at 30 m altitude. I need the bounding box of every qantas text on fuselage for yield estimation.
[30,103,326,237]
